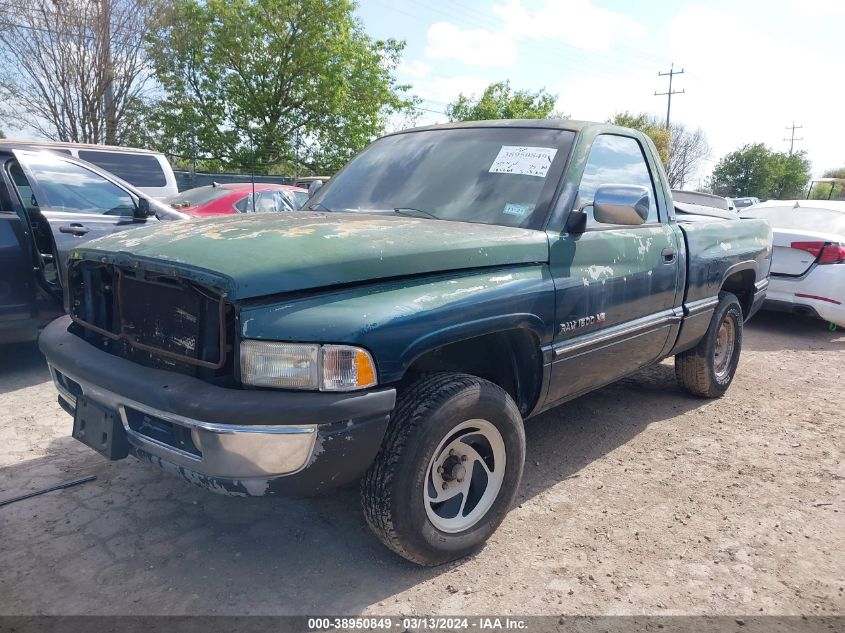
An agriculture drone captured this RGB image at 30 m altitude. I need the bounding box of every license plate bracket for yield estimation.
[72,398,130,460]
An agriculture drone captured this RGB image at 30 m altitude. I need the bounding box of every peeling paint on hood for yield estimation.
[71,212,550,300]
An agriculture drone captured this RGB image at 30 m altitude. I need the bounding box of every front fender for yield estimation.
[237,265,556,384]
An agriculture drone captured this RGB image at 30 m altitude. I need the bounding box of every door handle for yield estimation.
[59,223,90,236]
[661,247,676,263]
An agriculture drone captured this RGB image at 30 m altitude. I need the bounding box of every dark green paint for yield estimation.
[73,212,548,300]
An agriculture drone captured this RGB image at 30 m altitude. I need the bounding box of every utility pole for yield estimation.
[101,0,116,145]
[655,63,685,129]
[783,121,803,155]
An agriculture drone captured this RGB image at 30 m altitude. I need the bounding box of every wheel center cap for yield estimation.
[441,456,466,482]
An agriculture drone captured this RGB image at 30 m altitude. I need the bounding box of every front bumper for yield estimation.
[40,316,396,496]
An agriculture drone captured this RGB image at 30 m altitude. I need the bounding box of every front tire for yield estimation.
[675,291,743,398]
[361,373,525,566]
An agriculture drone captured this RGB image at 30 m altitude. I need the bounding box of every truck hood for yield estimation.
[73,212,549,300]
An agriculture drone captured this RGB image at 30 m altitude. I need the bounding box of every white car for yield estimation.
[741,201,845,327]
[0,139,178,199]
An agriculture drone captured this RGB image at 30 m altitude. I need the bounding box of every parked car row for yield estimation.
[0,141,313,343]
[0,139,179,199]
[0,148,186,343]
[165,182,309,216]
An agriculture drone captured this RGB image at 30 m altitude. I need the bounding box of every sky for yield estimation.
[356,0,845,183]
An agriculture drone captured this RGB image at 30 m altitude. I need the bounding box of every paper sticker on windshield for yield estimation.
[503,203,531,217]
[489,146,557,178]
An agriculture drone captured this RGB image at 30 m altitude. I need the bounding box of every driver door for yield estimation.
[545,133,682,404]
[8,150,157,283]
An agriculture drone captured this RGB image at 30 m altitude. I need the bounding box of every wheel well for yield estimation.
[402,330,543,417]
[721,269,755,318]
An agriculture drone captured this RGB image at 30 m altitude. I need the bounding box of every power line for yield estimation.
[783,121,803,155]
[654,62,684,128]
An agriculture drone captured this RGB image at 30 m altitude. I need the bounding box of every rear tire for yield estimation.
[675,292,743,398]
[361,373,525,566]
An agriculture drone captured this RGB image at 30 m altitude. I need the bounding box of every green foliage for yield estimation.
[711,144,811,199]
[809,166,845,200]
[145,0,415,174]
[606,111,670,166]
[0,128,5,139]
[446,81,562,122]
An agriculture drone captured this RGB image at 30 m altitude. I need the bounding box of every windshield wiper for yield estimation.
[393,207,440,220]
[308,202,333,212]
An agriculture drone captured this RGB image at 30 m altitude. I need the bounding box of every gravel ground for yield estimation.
[0,311,842,616]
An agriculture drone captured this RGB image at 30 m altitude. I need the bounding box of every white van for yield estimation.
[0,140,178,198]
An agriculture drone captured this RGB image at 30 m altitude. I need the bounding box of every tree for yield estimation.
[711,144,811,199]
[146,0,415,174]
[447,81,562,122]
[0,0,161,145]
[607,112,670,166]
[606,112,710,189]
[809,167,845,200]
[666,124,709,189]
[770,152,812,199]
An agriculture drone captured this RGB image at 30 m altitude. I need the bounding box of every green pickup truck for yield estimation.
[40,120,772,565]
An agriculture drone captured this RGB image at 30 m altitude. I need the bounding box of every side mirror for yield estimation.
[593,184,650,226]
[308,179,323,196]
[134,197,153,220]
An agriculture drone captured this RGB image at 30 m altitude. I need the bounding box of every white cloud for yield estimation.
[789,0,845,16]
[664,5,844,174]
[397,59,432,81]
[424,0,646,67]
[416,74,491,105]
[493,0,646,53]
[425,21,519,66]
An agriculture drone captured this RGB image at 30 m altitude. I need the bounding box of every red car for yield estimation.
[165,183,309,217]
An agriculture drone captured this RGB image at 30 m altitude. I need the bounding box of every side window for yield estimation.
[236,191,296,213]
[233,195,251,213]
[18,154,136,216]
[77,150,167,188]
[254,192,279,213]
[7,162,37,213]
[578,135,659,225]
[275,190,297,212]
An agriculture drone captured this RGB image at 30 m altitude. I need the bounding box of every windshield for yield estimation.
[733,198,755,208]
[309,127,575,229]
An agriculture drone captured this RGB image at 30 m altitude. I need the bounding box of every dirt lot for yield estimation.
[0,311,842,616]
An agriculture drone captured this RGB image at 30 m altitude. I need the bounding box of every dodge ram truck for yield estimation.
[40,120,773,565]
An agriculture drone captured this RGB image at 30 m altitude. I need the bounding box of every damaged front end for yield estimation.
[67,259,235,380]
[40,256,396,498]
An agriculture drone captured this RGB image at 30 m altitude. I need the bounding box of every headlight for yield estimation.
[240,340,377,391]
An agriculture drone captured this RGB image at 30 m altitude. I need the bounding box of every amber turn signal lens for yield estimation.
[320,345,377,391]
[355,349,376,387]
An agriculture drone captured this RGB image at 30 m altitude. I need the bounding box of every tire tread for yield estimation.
[360,372,503,565]
[675,291,742,398]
